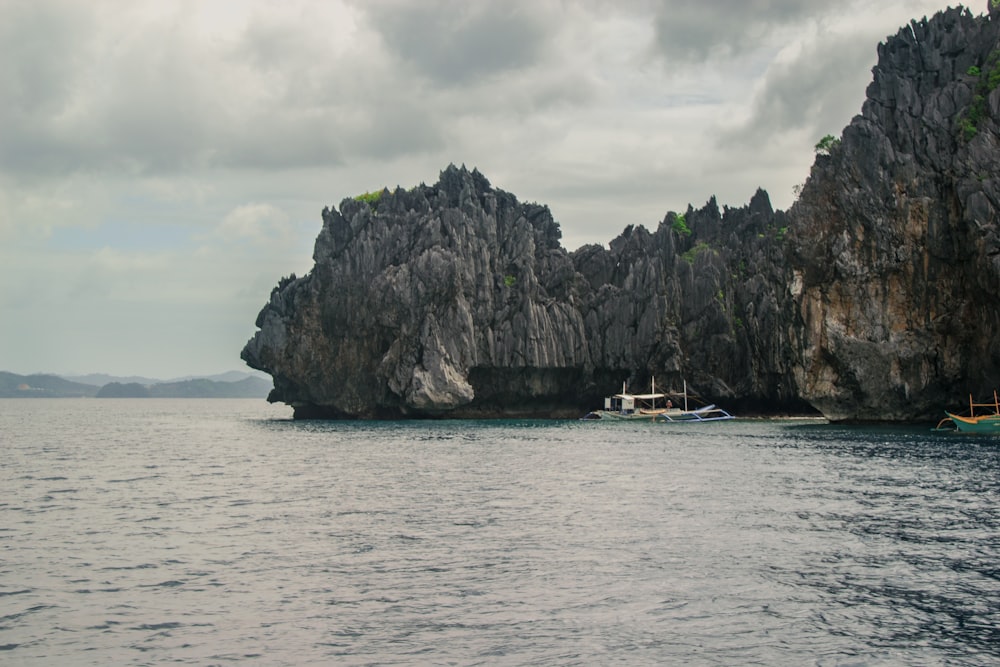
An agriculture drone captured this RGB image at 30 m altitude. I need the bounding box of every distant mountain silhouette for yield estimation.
[0,371,271,398]
[0,372,98,397]
[96,382,150,398]
[63,370,268,386]
[144,377,271,398]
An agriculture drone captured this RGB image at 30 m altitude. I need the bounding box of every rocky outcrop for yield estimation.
[787,3,1000,420]
[241,164,805,418]
[243,167,593,418]
[243,4,1000,421]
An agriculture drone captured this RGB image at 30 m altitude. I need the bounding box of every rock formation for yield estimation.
[787,3,1000,420]
[243,3,1000,421]
[244,168,599,418]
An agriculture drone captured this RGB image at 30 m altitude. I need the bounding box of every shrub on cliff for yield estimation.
[354,190,383,205]
[814,134,840,155]
[671,213,691,236]
[958,49,1000,141]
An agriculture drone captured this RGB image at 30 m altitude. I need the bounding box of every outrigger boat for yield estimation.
[934,390,1000,433]
[654,403,735,423]
[582,379,734,422]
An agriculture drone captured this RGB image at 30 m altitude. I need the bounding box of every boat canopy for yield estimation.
[612,393,665,400]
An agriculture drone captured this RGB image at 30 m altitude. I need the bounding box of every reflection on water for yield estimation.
[1,400,998,665]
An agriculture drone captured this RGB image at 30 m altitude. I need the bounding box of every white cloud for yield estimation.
[216,203,293,246]
[90,246,171,274]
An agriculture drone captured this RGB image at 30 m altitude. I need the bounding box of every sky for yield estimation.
[0,0,962,379]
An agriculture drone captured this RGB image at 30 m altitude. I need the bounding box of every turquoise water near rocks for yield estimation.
[2,399,998,665]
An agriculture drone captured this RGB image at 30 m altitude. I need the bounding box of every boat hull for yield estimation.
[655,405,734,422]
[584,410,667,421]
[945,412,1000,433]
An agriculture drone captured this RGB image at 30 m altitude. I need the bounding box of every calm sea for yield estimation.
[1,399,998,666]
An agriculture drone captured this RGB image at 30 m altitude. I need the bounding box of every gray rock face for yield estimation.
[243,5,1000,421]
[243,167,595,418]
[242,164,802,418]
[787,4,1000,420]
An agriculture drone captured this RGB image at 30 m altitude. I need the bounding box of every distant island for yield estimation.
[0,371,272,399]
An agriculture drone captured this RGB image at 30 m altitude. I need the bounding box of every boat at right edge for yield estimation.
[934,390,1000,433]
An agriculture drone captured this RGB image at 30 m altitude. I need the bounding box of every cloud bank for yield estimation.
[0,0,956,376]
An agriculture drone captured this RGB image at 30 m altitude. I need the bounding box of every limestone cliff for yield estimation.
[243,4,1000,421]
[241,164,803,418]
[243,167,591,418]
[787,4,1000,420]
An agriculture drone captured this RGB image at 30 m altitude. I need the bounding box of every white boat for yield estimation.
[582,379,734,422]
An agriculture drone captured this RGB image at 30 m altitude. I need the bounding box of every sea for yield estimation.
[1,399,998,666]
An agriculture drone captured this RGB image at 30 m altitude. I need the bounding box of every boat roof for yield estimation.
[613,393,667,400]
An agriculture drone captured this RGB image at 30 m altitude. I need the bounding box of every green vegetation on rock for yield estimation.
[354,190,383,205]
[814,134,841,155]
[958,49,1000,140]
[682,241,711,264]
[671,213,691,236]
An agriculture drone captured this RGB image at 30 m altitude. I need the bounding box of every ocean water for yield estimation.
[1,399,998,666]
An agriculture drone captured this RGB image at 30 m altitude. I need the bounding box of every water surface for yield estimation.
[1,400,998,665]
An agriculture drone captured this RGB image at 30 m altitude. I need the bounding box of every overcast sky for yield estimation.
[1,0,960,378]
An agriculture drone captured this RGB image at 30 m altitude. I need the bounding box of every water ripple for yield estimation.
[1,401,998,665]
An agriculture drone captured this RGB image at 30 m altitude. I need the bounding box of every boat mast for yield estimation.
[683,379,688,412]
